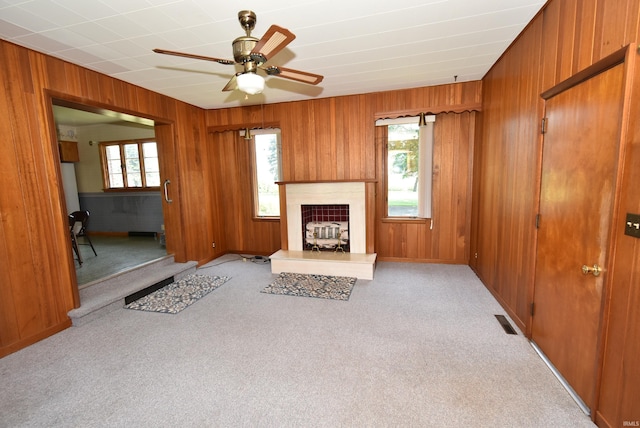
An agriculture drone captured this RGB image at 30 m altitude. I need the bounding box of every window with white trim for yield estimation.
[376,115,435,218]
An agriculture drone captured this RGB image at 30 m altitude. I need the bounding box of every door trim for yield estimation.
[541,47,628,100]
[43,90,179,308]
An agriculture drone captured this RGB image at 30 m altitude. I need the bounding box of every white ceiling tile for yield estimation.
[1,5,57,31]
[153,29,227,55]
[82,43,127,61]
[126,33,183,51]
[10,32,71,52]
[97,0,154,14]
[156,1,215,28]
[86,60,130,74]
[106,56,152,71]
[0,19,32,38]
[37,27,95,48]
[65,22,122,45]
[16,1,86,26]
[55,47,104,64]
[123,8,180,33]
[102,39,152,57]
[94,15,150,40]
[1,0,546,109]
[51,0,119,20]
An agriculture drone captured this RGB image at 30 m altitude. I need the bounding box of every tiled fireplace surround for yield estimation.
[269,181,377,279]
[301,204,349,251]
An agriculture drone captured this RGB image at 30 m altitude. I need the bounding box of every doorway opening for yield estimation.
[51,99,170,287]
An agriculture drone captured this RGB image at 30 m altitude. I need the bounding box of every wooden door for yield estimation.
[155,122,185,261]
[532,63,624,412]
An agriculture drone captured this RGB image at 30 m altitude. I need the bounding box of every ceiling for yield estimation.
[1,0,545,112]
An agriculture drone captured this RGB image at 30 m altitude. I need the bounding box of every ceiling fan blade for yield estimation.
[153,48,235,65]
[262,65,323,85]
[250,25,295,63]
[222,74,239,92]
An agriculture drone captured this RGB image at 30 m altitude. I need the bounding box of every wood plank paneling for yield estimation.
[2,0,638,421]
[596,36,640,428]
[207,130,281,255]
[0,42,75,356]
[374,111,474,263]
[206,83,481,261]
[0,39,214,357]
[172,102,214,264]
[475,0,640,424]
[473,13,544,332]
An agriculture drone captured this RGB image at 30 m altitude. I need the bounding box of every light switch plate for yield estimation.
[625,213,640,238]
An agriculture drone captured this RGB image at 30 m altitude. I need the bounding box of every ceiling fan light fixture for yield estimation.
[237,72,264,95]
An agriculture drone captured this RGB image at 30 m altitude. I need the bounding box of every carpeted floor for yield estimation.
[0,255,595,427]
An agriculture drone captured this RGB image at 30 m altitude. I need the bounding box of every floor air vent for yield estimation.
[495,314,517,335]
[125,276,174,305]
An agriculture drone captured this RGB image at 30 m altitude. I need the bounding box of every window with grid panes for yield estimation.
[100,140,160,190]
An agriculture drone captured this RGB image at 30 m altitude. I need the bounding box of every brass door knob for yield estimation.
[582,264,602,277]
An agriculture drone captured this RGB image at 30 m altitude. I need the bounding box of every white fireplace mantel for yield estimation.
[285,181,366,253]
[270,180,377,279]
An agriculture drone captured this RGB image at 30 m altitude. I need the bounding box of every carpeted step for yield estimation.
[68,256,197,326]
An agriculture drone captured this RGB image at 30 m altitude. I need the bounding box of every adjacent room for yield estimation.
[1,1,639,426]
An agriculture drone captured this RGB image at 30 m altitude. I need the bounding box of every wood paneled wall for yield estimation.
[474,0,640,425]
[207,130,281,255]
[0,40,212,357]
[2,3,638,420]
[206,84,481,262]
[472,14,544,329]
[376,112,475,262]
[1,34,481,357]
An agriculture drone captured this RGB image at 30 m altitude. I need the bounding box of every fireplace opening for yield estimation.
[301,204,349,252]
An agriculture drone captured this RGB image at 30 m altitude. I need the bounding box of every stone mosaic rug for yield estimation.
[261,272,356,301]
[124,274,229,314]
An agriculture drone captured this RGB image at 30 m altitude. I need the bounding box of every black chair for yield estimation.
[68,214,83,265]
[69,210,97,258]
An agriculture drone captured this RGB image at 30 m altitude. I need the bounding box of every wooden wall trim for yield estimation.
[1,320,71,359]
[208,121,280,133]
[475,1,640,424]
[375,103,482,119]
[541,45,629,99]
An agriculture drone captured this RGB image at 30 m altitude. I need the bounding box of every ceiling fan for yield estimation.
[153,10,323,95]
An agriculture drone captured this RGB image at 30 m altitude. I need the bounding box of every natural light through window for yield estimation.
[252,130,282,217]
[377,115,435,218]
[100,140,160,190]
[387,123,420,216]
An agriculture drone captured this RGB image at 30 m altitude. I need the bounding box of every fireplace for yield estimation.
[302,204,349,252]
[270,181,377,279]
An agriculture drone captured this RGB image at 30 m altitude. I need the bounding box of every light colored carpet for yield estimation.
[261,272,356,300]
[0,255,595,427]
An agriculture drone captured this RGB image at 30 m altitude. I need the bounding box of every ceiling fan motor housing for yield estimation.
[232,36,259,64]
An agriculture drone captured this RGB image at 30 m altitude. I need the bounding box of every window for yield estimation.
[99,140,160,190]
[376,115,435,218]
[249,129,282,217]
